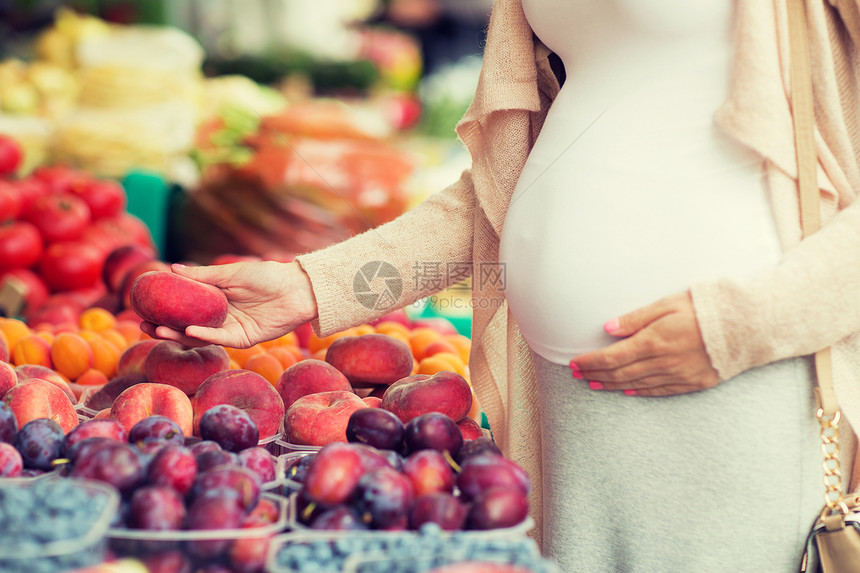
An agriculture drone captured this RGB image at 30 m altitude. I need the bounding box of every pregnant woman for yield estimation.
[144,1,860,571]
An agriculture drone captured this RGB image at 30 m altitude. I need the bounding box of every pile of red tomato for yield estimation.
[0,135,155,319]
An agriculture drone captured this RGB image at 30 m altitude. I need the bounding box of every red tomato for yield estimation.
[100,213,156,251]
[0,220,43,270]
[70,178,126,220]
[0,136,23,176]
[32,165,90,194]
[39,240,104,292]
[0,267,49,312]
[14,177,49,215]
[0,181,22,222]
[25,193,92,244]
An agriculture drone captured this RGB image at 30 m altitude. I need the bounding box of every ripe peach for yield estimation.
[457,416,484,441]
[110,382,194,436]
[102,243,156,293]
[283,390,367,446]
[130,271,228,331]
[86,373,147,411]
[275,359,352,410]
[363,396,382,408]
[119,259,171,309]
[324,334,414,387]
[14,364,75,403]
[0,362,17,397]
[3,378,78,433]
[381,371,472,423]
[144,341,230,395]
[0,332,8,363]
[116,339,159,377]
[192,369,285,439]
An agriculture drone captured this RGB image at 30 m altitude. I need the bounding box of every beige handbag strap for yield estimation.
[787,0,846,514]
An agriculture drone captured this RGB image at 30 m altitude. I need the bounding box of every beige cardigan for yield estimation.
[297,0,860,546]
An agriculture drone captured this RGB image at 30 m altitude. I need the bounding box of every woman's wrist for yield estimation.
[286,261,319,324]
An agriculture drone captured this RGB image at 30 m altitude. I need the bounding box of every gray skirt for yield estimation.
[533,352,824,573]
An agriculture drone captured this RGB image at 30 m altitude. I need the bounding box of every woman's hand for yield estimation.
[568,292,721,397]
[139,261,318,348]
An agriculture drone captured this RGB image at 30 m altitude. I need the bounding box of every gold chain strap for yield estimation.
[819,408,845,510]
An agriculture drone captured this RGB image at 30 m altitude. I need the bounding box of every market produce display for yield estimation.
[0,4,562,568]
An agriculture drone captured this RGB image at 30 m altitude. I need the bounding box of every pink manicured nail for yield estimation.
[604,318,620,333]
[172,263,186,270]
[624,389,637,396]
[589,381,604,390]
[569,362,583,379]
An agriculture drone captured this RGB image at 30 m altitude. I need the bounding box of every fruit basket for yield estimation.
[0,477,120,573]
[266,521,543,573]
[106,491,289,559]
[270,437,324,456]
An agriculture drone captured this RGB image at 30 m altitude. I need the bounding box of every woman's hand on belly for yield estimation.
[568,292,721,397]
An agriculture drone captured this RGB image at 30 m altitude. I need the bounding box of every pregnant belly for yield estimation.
[499,125,781,364]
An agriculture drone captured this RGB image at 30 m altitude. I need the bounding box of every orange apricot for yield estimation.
[416,352,467,377]
[0,318,30,354]
[12,333,52,368]
[99,329,129,352]
[267,345,300,369]
[374,321,410,338]
[260,331,299,348]
[352,324,376,336]
[229,358,241,370]
[51,332,94,380]
[306,328,355,354]
[79,307,117,332]
[408,327,443,361]
[88,336,121,379]
[443,334,472,363]
[75,368,109,386]
[422,339,460,358]
[225,345,266,368]
[244,352,284,386]
[311,348,328,361]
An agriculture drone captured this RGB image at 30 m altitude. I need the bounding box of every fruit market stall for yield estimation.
[0,134,556,571]
[0,3,558,570]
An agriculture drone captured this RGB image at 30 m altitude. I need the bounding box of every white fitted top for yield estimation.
[499,0,783,364]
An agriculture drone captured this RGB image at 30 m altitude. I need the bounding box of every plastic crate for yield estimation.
[270,438,323,456]
[107,491,288,558]
[266,517,539,573]
[0,477,120,573]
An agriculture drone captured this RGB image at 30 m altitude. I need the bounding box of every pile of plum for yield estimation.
[287,408,531,533]
[2,402,285,572]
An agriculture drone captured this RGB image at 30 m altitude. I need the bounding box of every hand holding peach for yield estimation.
[139,261,318,349]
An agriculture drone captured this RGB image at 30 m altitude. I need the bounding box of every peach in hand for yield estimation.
[129,271,228,331]
[324,334,414,387]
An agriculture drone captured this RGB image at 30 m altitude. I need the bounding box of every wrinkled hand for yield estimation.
[569,292,721,397]
[139,261,318,348]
